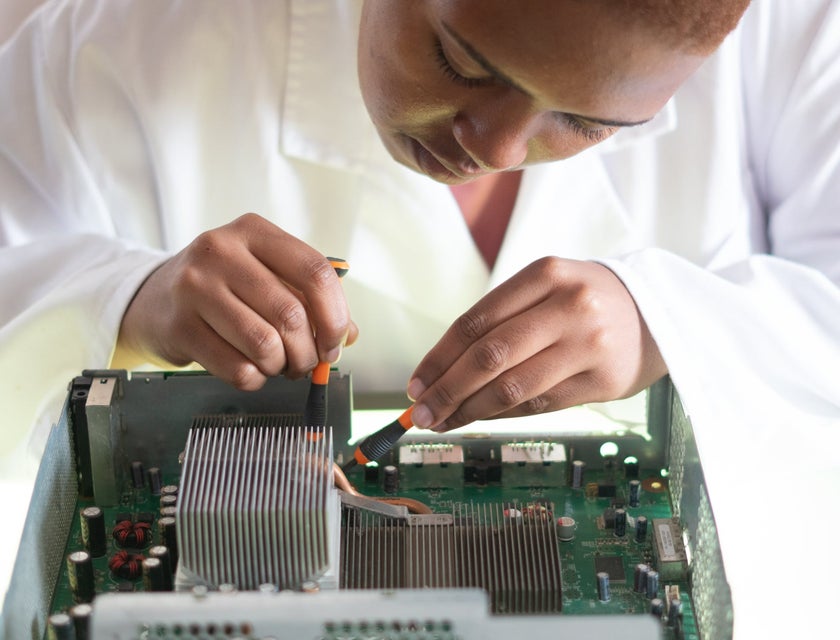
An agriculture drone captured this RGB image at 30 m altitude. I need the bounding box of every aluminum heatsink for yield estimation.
[340,502,563,614]
[176,417,340,590]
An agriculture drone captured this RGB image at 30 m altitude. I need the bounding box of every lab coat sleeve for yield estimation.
[0,7,169,460]
[601,6,840,635]
[602,0,840,431]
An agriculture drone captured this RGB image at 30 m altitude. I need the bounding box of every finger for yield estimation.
[408,257,567,399]
[411,295,574,429]
[218,258,320,377]
[241,215,351,362]
[183,317,270,391]
[486,370,607,422]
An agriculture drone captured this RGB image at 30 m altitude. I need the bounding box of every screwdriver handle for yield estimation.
[348,406,414,469]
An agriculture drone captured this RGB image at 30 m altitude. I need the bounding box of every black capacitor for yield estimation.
[623,457,640,479]
[634,563,650,593]
[364,462,380,484]
[635,515,648,543]
[47,613,74,640]
[628,479,641,507]
[650,598,665,618]
[596,571,610,602]
[160,484,179,497]
[614,508,627,537]
[67,550,95,603]
[142,557,166,592]
[159,506,177,518]
[130,461,145,489]
[159,516,178,568]
[668,598,683,628]
[80,506,106,557]
[160,494,177,509]
[646,570,660,599]
[571,460,585,489]
[383,465,399,494]
[70,603,92,640]
[147,467,163,496]
[149,545,174,590]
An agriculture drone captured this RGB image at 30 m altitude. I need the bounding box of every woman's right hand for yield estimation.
[114,213,357,390]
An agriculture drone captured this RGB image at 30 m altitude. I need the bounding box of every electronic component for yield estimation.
[80,506,106,558]
[398,443,463,489]
[2,370,734,640]
[593,556,625,584]
[500,441,566,487]
[652,519,688,580]
[66,551,94,604]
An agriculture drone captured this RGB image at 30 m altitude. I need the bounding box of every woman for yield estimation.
[0,1,838,634]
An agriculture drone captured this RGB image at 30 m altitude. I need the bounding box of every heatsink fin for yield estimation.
[177,417,337,590]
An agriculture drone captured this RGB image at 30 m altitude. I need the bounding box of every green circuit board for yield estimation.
[49,457,695,640]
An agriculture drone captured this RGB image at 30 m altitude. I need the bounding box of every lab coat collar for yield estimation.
[280,0,678,172]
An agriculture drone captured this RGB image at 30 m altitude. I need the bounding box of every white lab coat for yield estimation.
[0,0,839,635]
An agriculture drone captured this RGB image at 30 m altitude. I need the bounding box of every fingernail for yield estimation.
[406,378,426,402]
[325,344,342,364]
[411,403,433,429]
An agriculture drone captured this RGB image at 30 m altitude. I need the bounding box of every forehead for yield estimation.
[427,0,705,121]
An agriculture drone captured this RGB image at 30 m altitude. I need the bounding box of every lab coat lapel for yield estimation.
[491,151,636,288]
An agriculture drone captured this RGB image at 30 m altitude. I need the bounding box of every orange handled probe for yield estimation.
[303,257,349,430]
[341,405,415,473]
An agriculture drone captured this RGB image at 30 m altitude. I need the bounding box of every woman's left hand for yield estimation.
[406,257,667,431]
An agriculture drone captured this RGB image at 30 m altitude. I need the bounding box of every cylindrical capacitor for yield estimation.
[635,515,648,543]
[623,457,640,479]
[67,550,95,603]
[628,479,641,507]
[634,563,650,593]
[571,460,585,489]
[556,516,577,542]
[668,598,683,627]
[80,506,106,557]
[47,613,75,640]
[158,516,178,568]
[614,508,627,537]
[160,484,178,497]
[130,461,145,489]
[650,598,665,618]
[159,506,177,518]
[383,465,399,494]
[70,603,93,640]
[596,571,610,602]
[646,570,660,599]
[148,545,174,590]
[142,557,166,592]
[160,494,177,509]
[147,467,162,495]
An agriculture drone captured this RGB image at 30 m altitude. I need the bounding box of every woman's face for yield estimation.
[358,0,706,184]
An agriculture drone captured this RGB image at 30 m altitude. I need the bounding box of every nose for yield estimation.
[451,93,539,172]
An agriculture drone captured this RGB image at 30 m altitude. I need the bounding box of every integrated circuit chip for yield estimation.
[594,555,626,583]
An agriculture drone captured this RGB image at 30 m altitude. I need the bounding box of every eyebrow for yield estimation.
[441,22,654,129]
